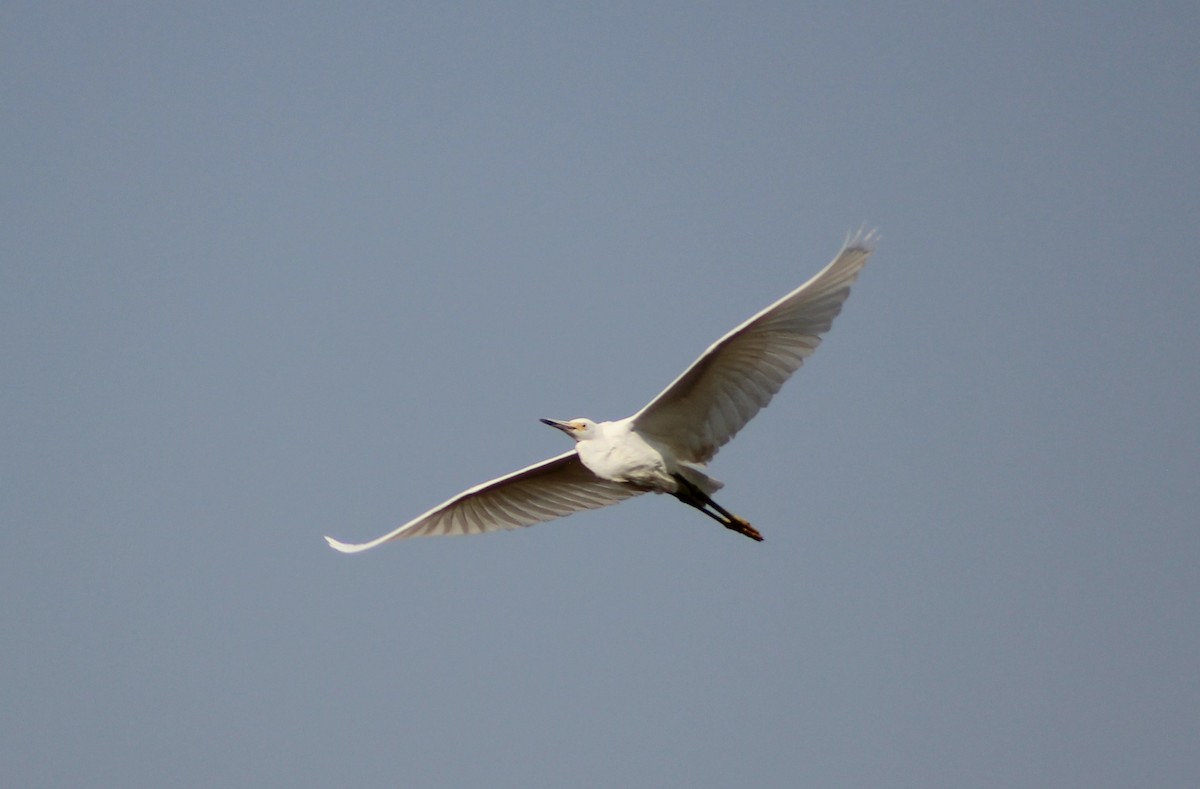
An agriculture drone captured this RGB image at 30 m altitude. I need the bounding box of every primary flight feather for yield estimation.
[325,228,876,552]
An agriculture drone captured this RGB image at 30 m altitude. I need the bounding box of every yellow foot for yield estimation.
[727,518,764,542]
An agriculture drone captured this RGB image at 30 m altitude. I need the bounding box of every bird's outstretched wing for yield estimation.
[630,228,877,464]
[324,451,642,552]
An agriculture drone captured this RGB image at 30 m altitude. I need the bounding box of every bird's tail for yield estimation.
[675,463,724,495]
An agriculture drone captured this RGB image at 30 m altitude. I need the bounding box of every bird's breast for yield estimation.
[576,431,674,491]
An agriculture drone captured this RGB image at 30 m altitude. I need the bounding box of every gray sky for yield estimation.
[4,3,1198,787]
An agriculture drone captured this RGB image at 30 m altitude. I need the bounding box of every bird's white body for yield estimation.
[575,419,671,489]
[325,228,876,552]
[569,418,719,495]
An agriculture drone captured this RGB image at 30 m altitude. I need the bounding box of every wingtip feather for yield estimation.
[324,535,370,554]
[844,224,880,252]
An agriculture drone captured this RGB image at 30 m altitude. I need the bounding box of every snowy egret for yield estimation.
[325,229,876,552]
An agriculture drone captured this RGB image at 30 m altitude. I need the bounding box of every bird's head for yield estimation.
[540,417,598,442]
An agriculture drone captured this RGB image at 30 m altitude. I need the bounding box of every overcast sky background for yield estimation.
[4,4,1198,787]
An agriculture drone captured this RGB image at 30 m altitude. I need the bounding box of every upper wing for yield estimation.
[630,229,877,463]
[324,451,642,552]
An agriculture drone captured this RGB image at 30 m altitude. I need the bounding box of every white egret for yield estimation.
[325,229,876,551]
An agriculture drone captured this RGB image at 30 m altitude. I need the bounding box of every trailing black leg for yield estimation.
[671,474,764,542]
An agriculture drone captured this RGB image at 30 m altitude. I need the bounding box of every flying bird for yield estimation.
[325,228,876,552]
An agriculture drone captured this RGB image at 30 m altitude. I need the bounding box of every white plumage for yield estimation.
[325,228,876,552]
